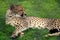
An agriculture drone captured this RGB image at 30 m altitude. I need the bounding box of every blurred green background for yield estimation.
[0,0,60,40]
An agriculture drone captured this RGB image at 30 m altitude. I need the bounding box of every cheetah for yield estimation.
[6,4,60,38]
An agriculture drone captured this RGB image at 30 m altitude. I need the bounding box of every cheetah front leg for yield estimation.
[11,27,29,38]
[45,32,60,37]
[11,28,22,38]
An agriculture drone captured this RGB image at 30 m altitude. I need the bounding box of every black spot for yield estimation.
[21,14,23,17]
[9,16,12,17]
[49,29,59,34]
[17,23,18,24]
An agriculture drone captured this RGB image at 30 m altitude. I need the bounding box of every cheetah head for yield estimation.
[9,4,26,18]
[6,4,27,25]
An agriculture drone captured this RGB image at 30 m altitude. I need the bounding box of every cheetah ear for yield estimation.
[10,4,15,10]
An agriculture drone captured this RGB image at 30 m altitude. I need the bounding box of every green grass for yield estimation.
[0,0,60,40]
